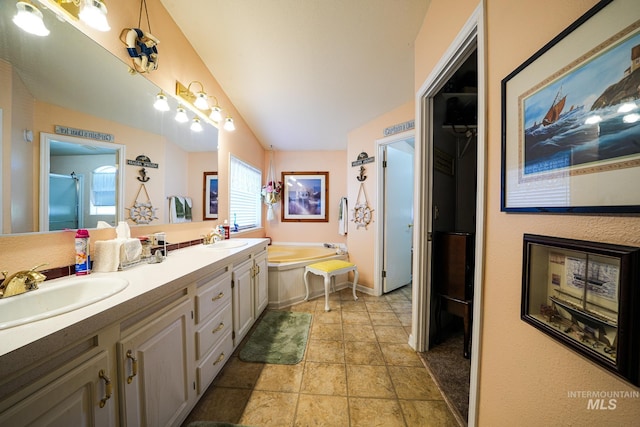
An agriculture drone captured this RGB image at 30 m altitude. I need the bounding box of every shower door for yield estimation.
[49,173,79,230]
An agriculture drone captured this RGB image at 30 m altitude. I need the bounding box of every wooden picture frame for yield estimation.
[281,171,329,222]
[501,0,640,213]
[203,171,218,220]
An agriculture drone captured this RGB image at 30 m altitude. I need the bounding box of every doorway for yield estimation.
[376,132,415,295]
[411,5,485,426]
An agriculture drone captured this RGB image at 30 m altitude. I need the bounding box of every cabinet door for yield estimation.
[0,351,115,427]
[254,250,269,316]
[118,299,194,427]
[233,258,255,346]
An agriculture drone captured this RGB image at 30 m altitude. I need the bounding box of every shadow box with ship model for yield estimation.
[521,234,640,386]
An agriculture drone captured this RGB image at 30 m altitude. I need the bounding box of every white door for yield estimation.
[383,139,414,293]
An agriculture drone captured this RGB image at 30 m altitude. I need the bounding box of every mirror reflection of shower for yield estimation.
[39,133,125,232]
[48,171,82,231]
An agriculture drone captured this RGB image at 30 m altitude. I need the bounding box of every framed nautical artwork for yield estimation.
[501,0,640,213]
[203,171,218,220]
[521,234,640,386]
[281,171,329,222]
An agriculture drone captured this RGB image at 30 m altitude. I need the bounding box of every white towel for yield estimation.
[93,240,121,272]
[338,197,348,235]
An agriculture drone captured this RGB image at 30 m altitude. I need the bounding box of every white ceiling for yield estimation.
[159,0,429,151]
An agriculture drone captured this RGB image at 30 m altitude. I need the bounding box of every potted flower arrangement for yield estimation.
[261,180,283,220]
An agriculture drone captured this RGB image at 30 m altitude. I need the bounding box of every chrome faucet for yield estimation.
[0,264,47,298]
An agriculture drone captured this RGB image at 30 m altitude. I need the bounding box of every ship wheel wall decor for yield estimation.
[352,182,373,229]
[127,183,158,224]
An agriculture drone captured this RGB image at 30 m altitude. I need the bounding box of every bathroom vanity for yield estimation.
[0,238,268,426]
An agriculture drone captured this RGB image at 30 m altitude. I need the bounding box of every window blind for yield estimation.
[229,156,262,230]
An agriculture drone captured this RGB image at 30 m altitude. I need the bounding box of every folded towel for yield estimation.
[93,240,121,272]
[175,197,185,218]
[338,197,348,235]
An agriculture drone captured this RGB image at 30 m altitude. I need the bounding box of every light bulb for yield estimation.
[209,105,223,122]
[191,117,203,132]
[223,116,236,131]
[13,1,49,36]
[175,105,188,123]
[194,92,209,110]
[153,92,170,112]
[79,0,111,32]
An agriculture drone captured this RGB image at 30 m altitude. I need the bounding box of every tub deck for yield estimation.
[267,245,338,264]
[267,244,350,308]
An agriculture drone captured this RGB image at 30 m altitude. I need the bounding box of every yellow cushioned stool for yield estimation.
[304,260,358,311]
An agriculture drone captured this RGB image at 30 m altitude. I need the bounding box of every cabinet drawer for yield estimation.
[196,330,233,394]
[196,301,232,359]
[195,269,232,324]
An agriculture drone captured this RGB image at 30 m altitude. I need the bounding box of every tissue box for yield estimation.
[119,238,143,270]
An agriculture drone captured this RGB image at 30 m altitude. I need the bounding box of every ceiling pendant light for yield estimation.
[175,105,188,123]
[190,117,203,132]
[153,91,170,111]
[79,0,111,32]
[223,116,236,132]
[13,1,50,37]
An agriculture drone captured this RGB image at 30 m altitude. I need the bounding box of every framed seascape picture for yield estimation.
[203,171,218,220]
[501,0,640,213]
[281,171,329,222]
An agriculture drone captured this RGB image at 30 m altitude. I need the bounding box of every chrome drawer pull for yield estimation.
[212,322,224,334]
[212,292,224,301]
[213,352,225,365]
[99,369,112,408]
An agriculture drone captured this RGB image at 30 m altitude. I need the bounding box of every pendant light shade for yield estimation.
[175,105,188,123]
[79,0,111,32]
[13,1,50,36]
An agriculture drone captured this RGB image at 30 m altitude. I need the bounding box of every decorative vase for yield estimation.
[266,203,275,221]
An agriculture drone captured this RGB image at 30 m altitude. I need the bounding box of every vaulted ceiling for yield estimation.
[160,0,429,151]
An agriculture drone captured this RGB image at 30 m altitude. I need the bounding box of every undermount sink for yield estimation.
[0,276,129,330]
[206,240,248,249]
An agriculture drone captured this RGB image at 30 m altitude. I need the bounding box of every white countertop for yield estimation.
[0,238,267,363]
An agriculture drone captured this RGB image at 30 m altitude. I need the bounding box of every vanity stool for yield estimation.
[304,260,358,311]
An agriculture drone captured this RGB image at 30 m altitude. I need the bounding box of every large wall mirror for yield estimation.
[0,0,218,235]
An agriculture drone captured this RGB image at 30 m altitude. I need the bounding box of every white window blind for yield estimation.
[229,155,262,230]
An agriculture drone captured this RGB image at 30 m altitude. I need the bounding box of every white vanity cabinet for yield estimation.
[232,247,269,347]
[232,257,255,346]
[194,265,234,394]
[0,350,116,426]
[0,238,270,427]
[117,297,195,427]
[254,249,269,316]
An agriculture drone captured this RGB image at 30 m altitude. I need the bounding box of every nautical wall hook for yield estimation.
[357,166,367,182]
[137,168,150,182]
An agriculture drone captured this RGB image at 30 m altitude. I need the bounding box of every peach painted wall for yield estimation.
[346,101,414,290]
[415,0,640,424]
[264,151,348,245]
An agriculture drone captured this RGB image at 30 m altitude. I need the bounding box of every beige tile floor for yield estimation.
[182,285,460,427]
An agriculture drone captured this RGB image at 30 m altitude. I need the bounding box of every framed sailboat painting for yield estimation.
[501,0,640,213]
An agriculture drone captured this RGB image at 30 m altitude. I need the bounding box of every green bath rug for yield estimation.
[239,311,312,364]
